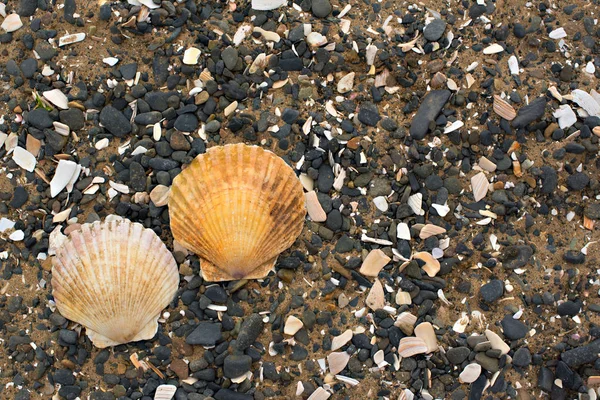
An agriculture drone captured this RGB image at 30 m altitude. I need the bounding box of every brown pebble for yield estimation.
[169,358,189,379]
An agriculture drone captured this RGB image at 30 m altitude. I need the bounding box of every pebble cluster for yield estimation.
[0,0,600,399]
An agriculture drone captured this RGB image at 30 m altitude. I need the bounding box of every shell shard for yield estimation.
[169,144,306,282]
[51,219,179,348]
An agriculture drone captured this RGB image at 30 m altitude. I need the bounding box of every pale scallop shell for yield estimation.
[169,143,306,282]
[51,219,179,348]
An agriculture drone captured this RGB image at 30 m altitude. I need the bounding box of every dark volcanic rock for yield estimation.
[512,97,546,128]
[502,245,533,269]
[409,90,451,140]
[480,280,504,303]
[500,315,528,340]
[99,106,131,137]
[186,322,222,346]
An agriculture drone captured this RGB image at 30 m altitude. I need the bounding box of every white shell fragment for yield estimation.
[327,352,350,375]
[183,48,201,65]
[572,89,600,117]
[471,172,488,202]
[305,190,327,222]
[284,315,304,335]
[9,230,25,241]
[419,224,446,239]
[59,33,86,47]
[549,27,567,39]
[337,72,355,94]
[553,105,577,129]
[398,337,428,358]
[154,385,177,400]
[459,363,482,383]
[359,249,391,277]
[414,322,438,353]
[508,55,519,75]
[50,160,80,198]
[485,329,510,355]
[253,27,280,42]
[307,32,327,48]
[413,252,440,277]
[2,14,23,33]
[307,387,331,400]
[43,89,69,110]
[366,280,385,310]
[444,120,463,133]
[251,0,286,10]
[12,147,37,172]
[373,196,388,212]
[483,43,504,54]
[331,329,353,351]
[0,3,6,18]
[103,57,120,66]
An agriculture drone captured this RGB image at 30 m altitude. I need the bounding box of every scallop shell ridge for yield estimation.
[169,143,306,282]
[51,219,179,348]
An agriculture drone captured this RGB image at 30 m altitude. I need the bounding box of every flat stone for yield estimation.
[358,102,381,126]
[223,354,252,378]
[312,0,332,18]
[59,108,85,130]
[500,315,528,340]
[99,106,131,137]
[134,111,162,125]
[502,245,533,269]
[174,113,198,132]
[512,97,546,128]
[26,109,53,129]
[424,19,446,41]
[480,280,504,303]
[9,187,28,209]
[185,322,222,346]
[410,90,451,140]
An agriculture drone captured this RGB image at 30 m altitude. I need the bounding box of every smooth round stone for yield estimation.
[424,19,447,41]
[480,280,504,303]
[174,113,199,132]
[311,0,332,18]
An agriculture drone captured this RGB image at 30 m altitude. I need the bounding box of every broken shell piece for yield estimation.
[373,196,388,212]
[396,291,412,305]
[154,384,177,400]
[419,224,446,239]
[394,312,417,335]
[483,43,503,54]
[305,190,327,222]
[414,322,438,353]
[413,252,440,277]
[366,279,385,310]
[169,144,306,282]
[253,27,280,42]
[307,32,327,48]
[471,172,489,202]
[54,121,70,136]
[183,47,201,65]
[137,0,161,9]
[103,57,119,66]
[398,337,428,358]
[1,14,23,33]
[478,156,497,172]
[485,329,510,355]
[12,147,37,172]
[553,105,577,129]
[150,185,170,207]
[52,219,179,348]
[365,44,377,65]
[251,0,286,10]
[430,72,446,89]
[459,364,482,384]
[43,89,69,110]
[50,160,80,198]
[59,33,86,47]
[571,89,600,117]
[508,55,519,75]
[453,313,470,333]
[359,249,391,277]
[337,72,355,94]
[549,27,567,39]
[284,315,304,335]
[331,329,353,351]
[327,352,350,375]
[493,95,516,120]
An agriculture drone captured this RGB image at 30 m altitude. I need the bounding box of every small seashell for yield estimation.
[307,387,330,400]
[169,144,306,282]
[50,160,80,198]
[431,203,450,217]
[366,279,385,311]
[553,105,577,129]
[1,14,23,33]
[508,55,519,75]
[58,33,86,47]
[395,291,412,305]
[465,73,475,88]
[183,47,201,65]
[414,322,438,353]
[150,185,170,207]
[413,252,440,277]
[359,249,391,277]
[327,352,350,375]
[548,86,563,102]
[408,193,424,216]
[419,224,446,239]
[459,363,482,383]
[325,101,338,117]
[365,44,377,65]
[446,78,458,91]
[337,72,355,94]
[443,120,463,133]
[12,147,36,172]
[251,0,286,10]
[453,313,470,333]
[307,32,327,48]
[233,24,252,46]
[0,3,6,18]
[154,384,177,400]
[478,156,497,172]
[284,315,304,335]
[372,196,388,212]
[137,0,161,9]
[224,101,238,117]
[571,89,600,117]
[493,95,516,120]
[331,329,353,351]
[485,329,510,355]
[396,223,411,240]
[549,27,567,39]
[398,337,428,358]
[253,27,280,42]
[103,57,119,66]
[471,172,488,202]
[482,43,504,54]
[394,312,417,335]
[43,89,69,110]
[374,68,389,88]
[305,191,327,222]
[52,219,179,348]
